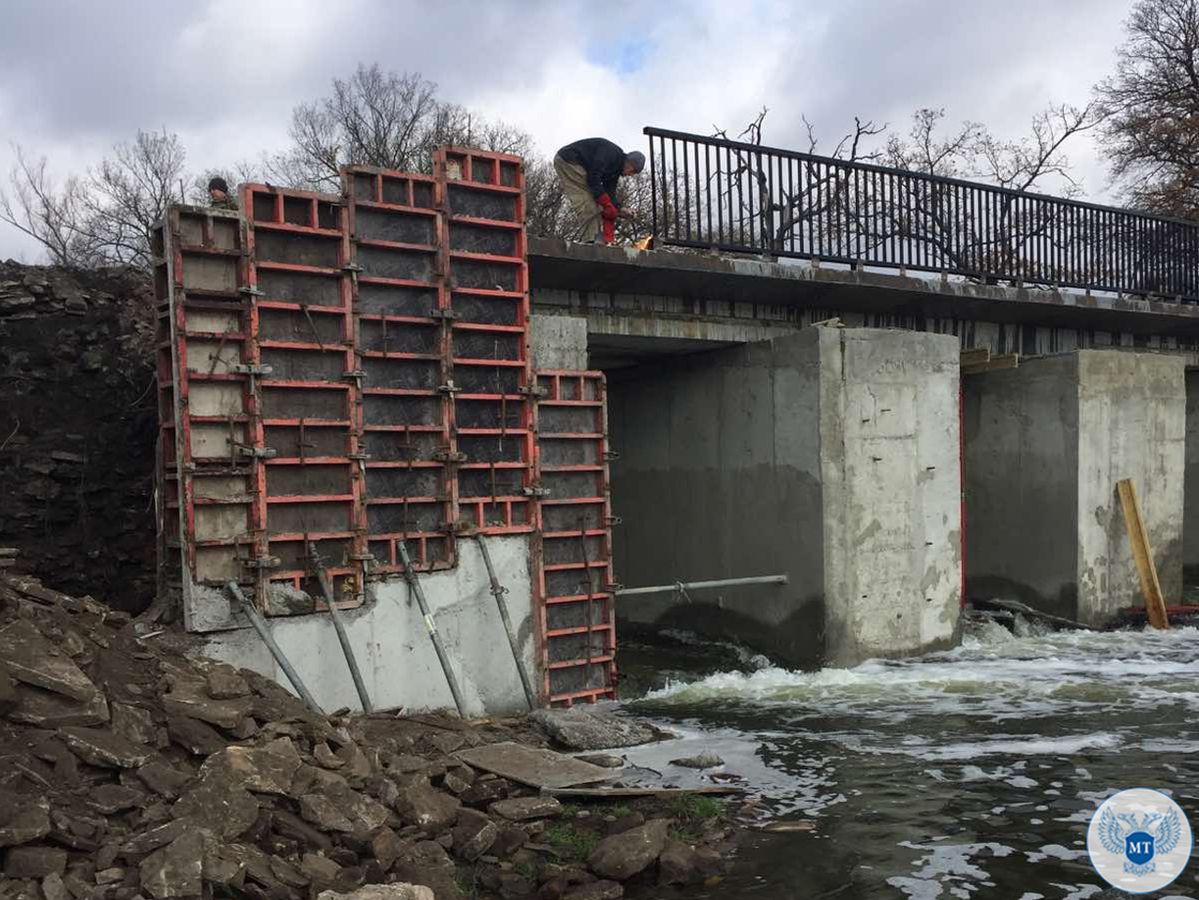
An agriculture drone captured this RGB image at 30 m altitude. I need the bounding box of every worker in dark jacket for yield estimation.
[553,138,645,243]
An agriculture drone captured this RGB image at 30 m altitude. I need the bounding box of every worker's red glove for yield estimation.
[597,193,619,221]
[602,217,616,244]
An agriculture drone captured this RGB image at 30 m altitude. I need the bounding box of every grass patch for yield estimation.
[512,859,538,880]
[544,822,601,862]
[668,793,726,822]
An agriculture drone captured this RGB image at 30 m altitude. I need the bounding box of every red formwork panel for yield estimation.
[240,184,366,612]
[158,149,621,706]
[153,205,259,629]
[435,147,536,535]
[533,371,617,705]
[343,166,456,573]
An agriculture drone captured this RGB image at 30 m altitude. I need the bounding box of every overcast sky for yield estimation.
[0,0,1134,261]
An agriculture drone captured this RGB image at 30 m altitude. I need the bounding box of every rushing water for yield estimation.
[615,618,1199,899]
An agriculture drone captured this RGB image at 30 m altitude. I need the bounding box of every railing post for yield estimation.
[646,131,658,245]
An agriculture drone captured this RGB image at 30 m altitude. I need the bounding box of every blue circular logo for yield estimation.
[1087,788,1192,893]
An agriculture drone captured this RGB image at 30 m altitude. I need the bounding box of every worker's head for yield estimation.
[208,176,230,201]
[623,151,646,177]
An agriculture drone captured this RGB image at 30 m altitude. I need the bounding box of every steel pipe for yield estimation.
[397,539,467,717]
[475,534,536,709]
[311,556,374,713]
[226,581,323,714]
[616,573,788,598]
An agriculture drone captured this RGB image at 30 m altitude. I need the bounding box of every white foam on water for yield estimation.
[635,624,1199,726]
[888,842,1017,899]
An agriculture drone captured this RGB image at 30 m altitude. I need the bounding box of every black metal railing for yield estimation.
[644,126,1199,303]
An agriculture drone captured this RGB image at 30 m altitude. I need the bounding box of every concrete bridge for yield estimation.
[527,231,1199,666]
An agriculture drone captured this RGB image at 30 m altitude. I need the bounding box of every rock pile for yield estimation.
[0,262,157,614]
[0,573,735,900]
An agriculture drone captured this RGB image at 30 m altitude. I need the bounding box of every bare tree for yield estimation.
[83,129,187,268]
[270,64,542,192]
[876,104,1097,278]
[270,65,441,189]
[0,146,94,267]
[1096,0,1199,217]
[698,107,886,254]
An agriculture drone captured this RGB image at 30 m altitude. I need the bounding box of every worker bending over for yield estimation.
[553,138,644,243]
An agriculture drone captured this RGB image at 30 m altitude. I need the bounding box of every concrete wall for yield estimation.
[964,351,1185,625]
[202,536,535,716]
[611,327,961,668]
[1184,370,1199,582]
[529,312,588,370]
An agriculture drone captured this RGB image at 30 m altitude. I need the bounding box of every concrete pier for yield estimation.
[610,326,962,668]
[964,350,1186,625]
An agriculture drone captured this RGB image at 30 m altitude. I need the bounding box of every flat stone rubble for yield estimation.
[0,571,734,899]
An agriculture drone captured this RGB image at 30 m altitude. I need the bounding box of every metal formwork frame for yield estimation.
[435,147,536,535]
[154,205,256,628]
[160,151,622,709]
[241,183,364,610]
[533,370,617,705]
[343,165,456,573]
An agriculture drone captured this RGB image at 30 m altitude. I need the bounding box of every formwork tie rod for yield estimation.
[475,533,536,709]
[616,574,788,598]
[226,581,324,714]
[396,539,468,717]
[308,543,374,713]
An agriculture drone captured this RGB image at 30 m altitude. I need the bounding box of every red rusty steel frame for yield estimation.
[155,205,256,627]
[533,370,617,706]
[241,183,364,610]
[160,150,621,712]
[435,146,536,535]
[343,164,456,574]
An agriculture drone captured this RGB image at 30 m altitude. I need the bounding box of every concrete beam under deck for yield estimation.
[529,238,1199,384]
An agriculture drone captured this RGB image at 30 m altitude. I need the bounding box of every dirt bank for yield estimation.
[0,262,157,613]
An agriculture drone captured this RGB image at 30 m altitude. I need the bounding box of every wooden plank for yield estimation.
[962,353,1019,376]
[455,742,615,789]
[959,348,991,366]
[1117,478,1169,629]
[545,785,742,799]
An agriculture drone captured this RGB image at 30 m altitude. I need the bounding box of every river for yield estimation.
[615,618,1199,899]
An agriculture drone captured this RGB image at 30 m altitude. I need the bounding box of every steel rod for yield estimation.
[397,539,467,716]
[226,581,323,714]
[474,534,536,709]
[615,574,788,598]
[309,545,374,713]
